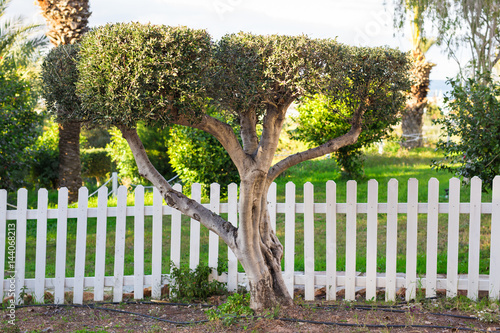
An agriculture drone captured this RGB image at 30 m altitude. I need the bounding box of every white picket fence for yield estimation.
[1,176,500,305]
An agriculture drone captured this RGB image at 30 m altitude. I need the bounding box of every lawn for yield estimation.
[8,144,495,279]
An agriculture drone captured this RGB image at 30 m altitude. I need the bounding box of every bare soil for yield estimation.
[2,291,500,332]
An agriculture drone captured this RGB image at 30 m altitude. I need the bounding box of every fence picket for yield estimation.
[227,183,238,292]
[406,178,418,301]
[14,188,28,305]
[386,179,398,302]
[113,186,127,302]
[284,182,296,298]
[134,186,145,299]
[326,181,337,300]
[446,178,460,297]
[345,180,357,300]
[171,184,182,269]
[426,178,439,298]
[0,190,6,301]
[209,183,220,281]
[304,182,315,301]
[151,187,163,299]
[94,186,108,301]
[34,189,48,303]
[490,176,500,299]
[366,180,378,300]
[190,183,201,270]
[468,177,482,300]
[54,188,69,304]
[73,187,88,304]
[267,182,277,232]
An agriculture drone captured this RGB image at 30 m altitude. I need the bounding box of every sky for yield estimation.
[8,0,465,91]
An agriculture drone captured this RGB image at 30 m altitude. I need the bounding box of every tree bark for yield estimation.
[58,121,82,202]
[401,48,434,149]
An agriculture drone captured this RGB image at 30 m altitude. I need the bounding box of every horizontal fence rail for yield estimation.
[1,176,499,305]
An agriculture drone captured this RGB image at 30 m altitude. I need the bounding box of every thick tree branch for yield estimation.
[256,97,295,166]
[267,105,364,183]
[119,125,238,251]
[240,108,260,155]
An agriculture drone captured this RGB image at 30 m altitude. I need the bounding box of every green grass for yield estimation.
[5,145,496,279]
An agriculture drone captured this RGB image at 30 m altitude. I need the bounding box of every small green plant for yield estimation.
[168,262,227,302]
[207,293,253,325]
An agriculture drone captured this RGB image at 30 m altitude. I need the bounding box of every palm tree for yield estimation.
[401,3,435,149]
[36,0,91,202]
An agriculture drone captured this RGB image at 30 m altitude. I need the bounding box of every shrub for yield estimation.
[81,148,112,185]
[29,120,59,189]
[291,93,400,179]
[168,123,240,196]
[0,62,42,190]
[432,73,500,190]
[168,263,227,302]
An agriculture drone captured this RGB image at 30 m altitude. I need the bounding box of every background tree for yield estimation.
[43,23,411,310]
[432,73,500,190]
[290,90,403,179]
[0,0,46,190]
[392,0,500,77]
[36,0,91,202]
[392,0,436,148]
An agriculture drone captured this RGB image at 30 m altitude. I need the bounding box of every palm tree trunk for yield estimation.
[401,48,434,149]
[36,0,90,201]
[58,121,82,201]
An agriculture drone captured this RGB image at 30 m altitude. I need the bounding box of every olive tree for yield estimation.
[44,23,410,310]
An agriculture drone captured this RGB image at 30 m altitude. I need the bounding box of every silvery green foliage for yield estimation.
[75,23,211,128]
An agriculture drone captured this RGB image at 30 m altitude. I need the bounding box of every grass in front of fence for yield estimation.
[13,146,496,279]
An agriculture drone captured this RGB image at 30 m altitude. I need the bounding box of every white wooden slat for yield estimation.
[170,184,182,269]
[208,183,220,281]
[0,190,6,300]
[227,183,238,292]
[446,177,460,297]
[94,186,108,301]
[73,187,88,304]
[366,179,378,300]
[345,180,357,300]
[326,181,337,301]
[151,187,163,299]
[468,177,482,300]
[385,179,398,302]
[54,188,68,304]
[426,178,439,298]
[406,178,418,301]
[284,182,296,298]
[15,188,28,305]
[304,182,315,301]
[134,186,145,299]
[34,189,48,303]
[189,183,202,270]
[113,186,127,302]
[267,182,277,232]
[490,176,500,299]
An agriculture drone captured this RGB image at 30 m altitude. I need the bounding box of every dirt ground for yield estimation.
[2,291,500,332]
